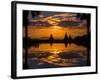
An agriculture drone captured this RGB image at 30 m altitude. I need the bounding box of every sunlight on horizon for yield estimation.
[23,25,87,39]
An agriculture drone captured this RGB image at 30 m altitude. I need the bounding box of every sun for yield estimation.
[50,25,62,29]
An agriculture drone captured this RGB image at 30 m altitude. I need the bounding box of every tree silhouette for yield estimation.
[76,13,90,35]
[23,11,40,69]
[76,14,91,64]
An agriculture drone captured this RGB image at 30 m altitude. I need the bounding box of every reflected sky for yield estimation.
[28,43,87,53]
[24,43,88,69]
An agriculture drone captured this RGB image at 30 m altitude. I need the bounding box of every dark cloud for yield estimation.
[58,21,81,27]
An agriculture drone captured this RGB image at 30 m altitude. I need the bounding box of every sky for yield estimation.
[23,11,88,39]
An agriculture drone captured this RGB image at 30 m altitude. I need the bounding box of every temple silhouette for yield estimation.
[23,11,90,48]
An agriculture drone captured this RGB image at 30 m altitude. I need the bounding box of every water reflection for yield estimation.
[23,43,89,69]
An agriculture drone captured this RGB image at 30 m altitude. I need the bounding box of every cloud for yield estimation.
[58,21,81,27]
[30,11,85,28]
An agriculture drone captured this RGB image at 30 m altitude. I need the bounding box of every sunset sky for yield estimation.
[23,11,88,39]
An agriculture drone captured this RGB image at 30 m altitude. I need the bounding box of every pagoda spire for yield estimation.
[64,33,68,42]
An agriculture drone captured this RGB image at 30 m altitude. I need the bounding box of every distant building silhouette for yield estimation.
[64,33,68,42]
[49,34,54,41]
[68,35,73,44]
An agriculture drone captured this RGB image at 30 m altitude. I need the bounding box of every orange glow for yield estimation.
[23,25,87,39]
[26,12,88,39]
[28,43,87,54]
